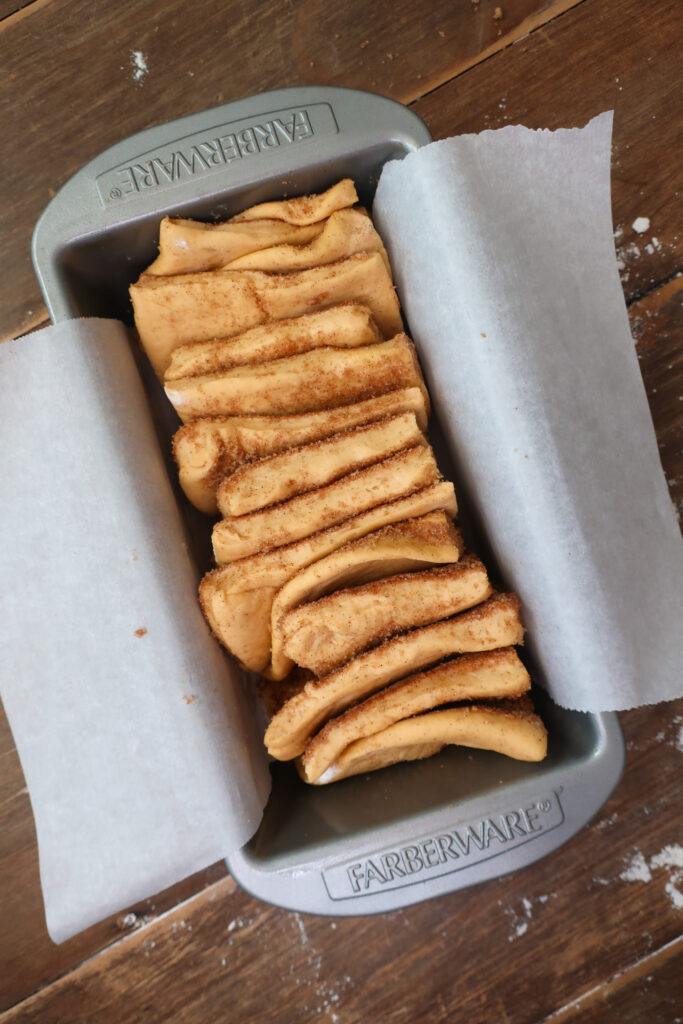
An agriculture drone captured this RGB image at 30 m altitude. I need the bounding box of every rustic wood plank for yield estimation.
[631,276,683,523]
[3,697,682,1024]
[413,0,683,305]
[0,0,582,342]
[0,0,37,22]
[542,934,683,1022]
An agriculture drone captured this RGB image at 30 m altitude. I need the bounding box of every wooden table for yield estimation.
[1,1,681,1020]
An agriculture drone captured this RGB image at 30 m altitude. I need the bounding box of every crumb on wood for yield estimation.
[117,912,138,929]
[494,6,504,18]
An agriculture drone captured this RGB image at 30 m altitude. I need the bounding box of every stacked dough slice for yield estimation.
[130,179,547,785]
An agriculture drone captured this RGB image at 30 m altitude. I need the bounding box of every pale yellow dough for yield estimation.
[264,593,523,761]
[165,304,382,382]
[281,553,492,677]
[224,208,390,273]
[268,511,464,681]
[299,647,531,783]
[309,698,549,784]
[164,335,425,421]
[230,179,358,224]
[173,387,429,515]
[146,218,323,276]
[131,251,402,377]
[211,445,441,564]
[199,482,457,673]
[216,412,426,517]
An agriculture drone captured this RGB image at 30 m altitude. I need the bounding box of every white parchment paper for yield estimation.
[0,319,270,943]
[374,111,683,712]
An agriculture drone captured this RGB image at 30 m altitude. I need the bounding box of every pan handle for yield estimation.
[32,85,431,322]
[227,711,624,916]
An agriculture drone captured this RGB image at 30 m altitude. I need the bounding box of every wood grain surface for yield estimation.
[413,0,683,304]
[547,934,683,1023]
[0,0,32,21]
[1,0,681,1020]
[0,0,581,342]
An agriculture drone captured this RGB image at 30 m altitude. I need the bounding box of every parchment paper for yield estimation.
[374,111,683,712]
[0,319,270,943]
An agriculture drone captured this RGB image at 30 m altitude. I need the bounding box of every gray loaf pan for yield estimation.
[32,86,625,914]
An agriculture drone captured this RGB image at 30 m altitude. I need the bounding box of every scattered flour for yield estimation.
[654,717,683,752]
[674,717,683,753]
[620,849,652,883]
[632,216,650,233]
[504,893,555,941]
[663,881,683,911]
[650,845,683,911]
[293,911,309,945]
[612,844,683,911]
[130,50,148,84]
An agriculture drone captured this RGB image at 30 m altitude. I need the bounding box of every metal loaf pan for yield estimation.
[32,86,625,915]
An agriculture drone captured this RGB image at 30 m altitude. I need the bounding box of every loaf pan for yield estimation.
[32,86,625,914]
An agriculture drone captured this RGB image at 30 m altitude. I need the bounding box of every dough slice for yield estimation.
[131,251,402,377]
[146,218,323,276]
[165,335,425,421]
[173,387,429,514]
[300,648,531,783]
[224,208,390,273]
[281,554,492,677]
[269,511,464,681]
[165,304,382,382]
[264,593,523,761]
[230,179,358,224]
[309,697,549,784]
[212,445,440,563]
[199,481,457,671]
[217,412,426,517]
